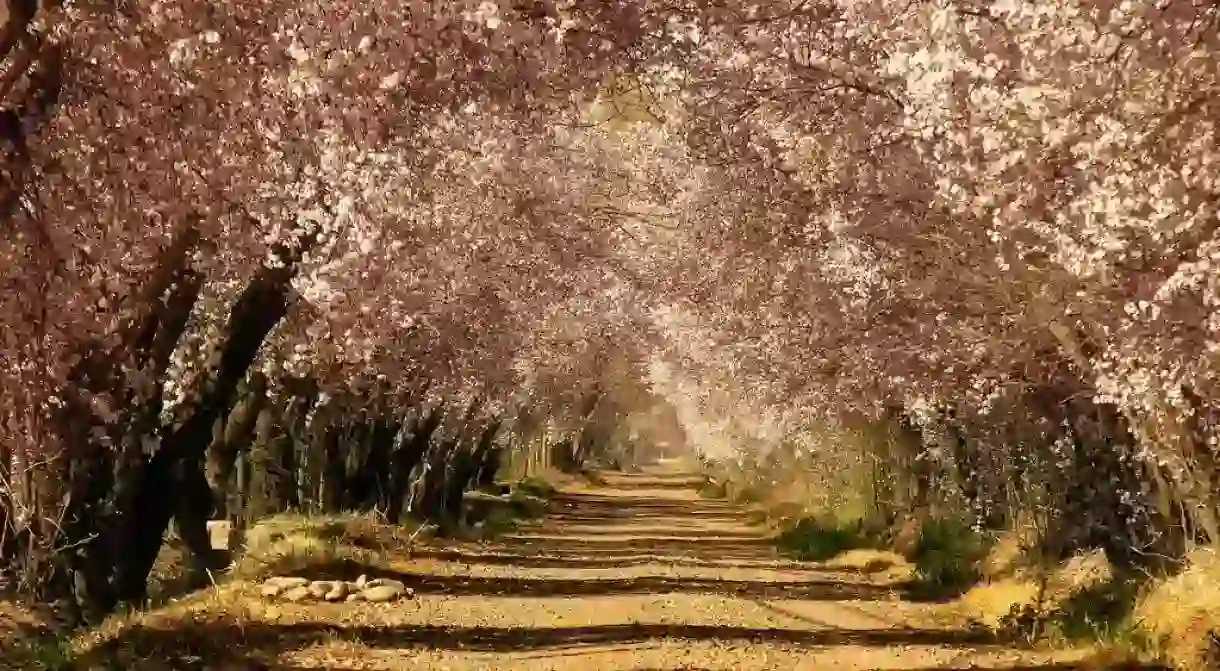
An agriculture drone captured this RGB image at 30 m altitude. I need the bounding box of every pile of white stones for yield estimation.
[259,575,415,603]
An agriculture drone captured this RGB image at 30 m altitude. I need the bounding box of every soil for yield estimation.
[79,463,1154,670]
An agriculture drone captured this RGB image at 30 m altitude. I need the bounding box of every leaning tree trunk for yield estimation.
[320,420,349,514]
[206,373,268,519]
[351,419,397,512]
[51,217,204,621]
[1030,376,1170,569]
[111,261,298,605]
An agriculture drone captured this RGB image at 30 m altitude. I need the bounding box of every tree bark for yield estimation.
[112,263,296,605]
[206,373,268,519]
[386,403,444,522]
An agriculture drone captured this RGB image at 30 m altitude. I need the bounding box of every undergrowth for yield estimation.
[9,635,75,671]
[774,516,880,561]
[905,517,988,599]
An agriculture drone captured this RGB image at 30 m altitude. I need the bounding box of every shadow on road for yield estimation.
[80,468,1171,671]
[404,547,820,572]
[281,560,895,601]
[79,619,1171,670]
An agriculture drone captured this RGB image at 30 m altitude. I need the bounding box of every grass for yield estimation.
[905,516,988,598]
[1,599,70,671]
[514,475,559,500]
[697,478,727,499]
[954,539,1169,667]
[775,516,878,561]
[1132,546,1220,671]
[3,513,418,670]
[71,502,517,668]
[696,450,1213,669]
[1,472,574,670]
[231,510,426,582]
[9,634,74,671]
[463,475,559,538]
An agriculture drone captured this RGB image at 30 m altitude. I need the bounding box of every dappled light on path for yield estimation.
[81,464,1163,670]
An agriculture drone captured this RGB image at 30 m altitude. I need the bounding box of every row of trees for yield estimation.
[0,0,680,624]
[6,0,1220,629]
[645,0,1220,572]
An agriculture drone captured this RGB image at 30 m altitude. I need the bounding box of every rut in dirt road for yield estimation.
[261,464,1151,670]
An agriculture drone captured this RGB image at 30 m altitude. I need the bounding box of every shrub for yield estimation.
[515,476,558,499]
[906,516,987,596]
[775,517,875,561]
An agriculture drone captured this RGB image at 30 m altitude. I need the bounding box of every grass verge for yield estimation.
[1132,546,1220,670]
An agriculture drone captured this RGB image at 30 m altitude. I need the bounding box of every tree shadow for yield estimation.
[544,512,753,523]
[465,538,780,565]
[77,620,1015,669]
[405,574,899,600]
[898,665,1167,671]
[269,560,895,600]
[404,547,819,571]
[593,473,709,485]
[517,529,771,544]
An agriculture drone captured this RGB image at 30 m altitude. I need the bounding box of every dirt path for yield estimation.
[262,463,1120,671]
[82,463,1145,670]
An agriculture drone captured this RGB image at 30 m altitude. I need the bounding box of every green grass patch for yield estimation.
[904,516,988,598]
[698,479,727,499]
[775,516,881,561]
[515,475,558,499]
[9,634,75,671]
[1031,577,1148,648]
[506,489,550,519]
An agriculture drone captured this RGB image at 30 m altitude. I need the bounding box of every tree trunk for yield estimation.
[471,420,505,490]
[321,422,347,514]
[112,263,296,605]
[386,404,444,522]
[206,373,268,518]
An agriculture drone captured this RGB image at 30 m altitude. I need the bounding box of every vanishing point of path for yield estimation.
[267,462,1126,671]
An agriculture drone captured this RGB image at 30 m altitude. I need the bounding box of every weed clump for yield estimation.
[906,516,987,597]
[775,516,878,561]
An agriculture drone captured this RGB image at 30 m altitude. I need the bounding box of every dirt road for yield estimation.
[81,463,1147,669]
[266,464,1123,671]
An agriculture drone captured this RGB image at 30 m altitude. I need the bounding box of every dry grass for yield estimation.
[980,514,1044,581]
[231,511,423,581]
[824,549,918,586]
[70,511,431,669]
[958,549,1115,631]
[1133,546,1220,671]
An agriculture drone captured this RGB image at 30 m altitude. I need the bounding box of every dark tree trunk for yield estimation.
[206,373,269,519]
[280,379,319,512]
[943,410,986,525]
[415,440,458,524]
[550,438,577,472]
[173,454,220,588]
[321,422,348,514]
[414,398,482,526]
[112,263,296,605]
[1029,377,1168,568]
[51,219,204,620]
[887,405,931,513]
[361,420,399,511]
[440,448,475,524]
[471,420,505,490]
[385,404,445,522]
